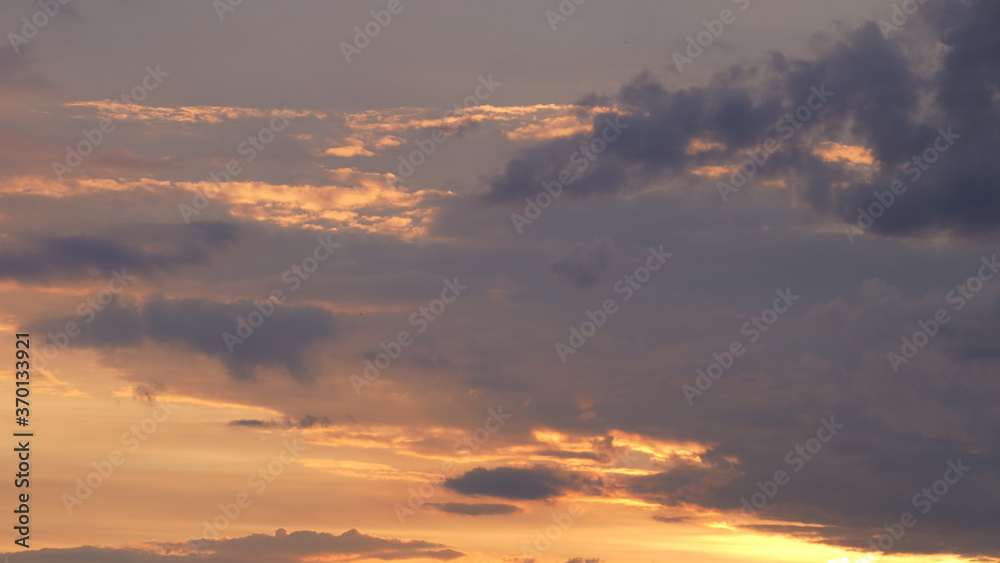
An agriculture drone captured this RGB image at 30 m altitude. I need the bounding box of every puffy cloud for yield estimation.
[484,0,1000,240]
[444,466,569,500]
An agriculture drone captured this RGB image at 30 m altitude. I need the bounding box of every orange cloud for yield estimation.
[691,165,735,178]
[813,142,875,165]
[63,101,325,124]
[686,138,727,154]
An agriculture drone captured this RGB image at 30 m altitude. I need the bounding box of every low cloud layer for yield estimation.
[3,529,463,563]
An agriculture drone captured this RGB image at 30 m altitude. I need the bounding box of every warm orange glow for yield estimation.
[692,165,736,178]
[814,142,875,165]
[63,101,325,123]
[686,138,727,154]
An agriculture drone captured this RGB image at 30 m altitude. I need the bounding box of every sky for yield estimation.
[1,0,999,562]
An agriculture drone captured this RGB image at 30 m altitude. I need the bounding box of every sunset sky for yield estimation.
[2,1,999,562]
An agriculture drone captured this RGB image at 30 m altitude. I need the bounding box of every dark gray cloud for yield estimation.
[425,502,521,516]
[485,0,1000,240]
[444,466,569,500]
[620,416,1000,557]
[0,222,238,282]
[651,515,690,524]
[484,70,785,203]
[780,0,1000,238]
[38,295,338,382]
[142,296,337,382]
[230,414,332,429]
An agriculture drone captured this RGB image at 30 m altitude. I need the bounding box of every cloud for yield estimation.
[425,502,522,516]
[624,460,742,508]
[774,1,1000,238]
[444,466,568,500]
[2,528,464,563]
[131,382,165,405]
[483,0,1000,240]
[39,295,339,382]
[3,1,1000,560]
[0,222,239,282]
[482,69,784,204]
[230,414,332,429]
[651,515,690,524]
[142,296,337,382]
